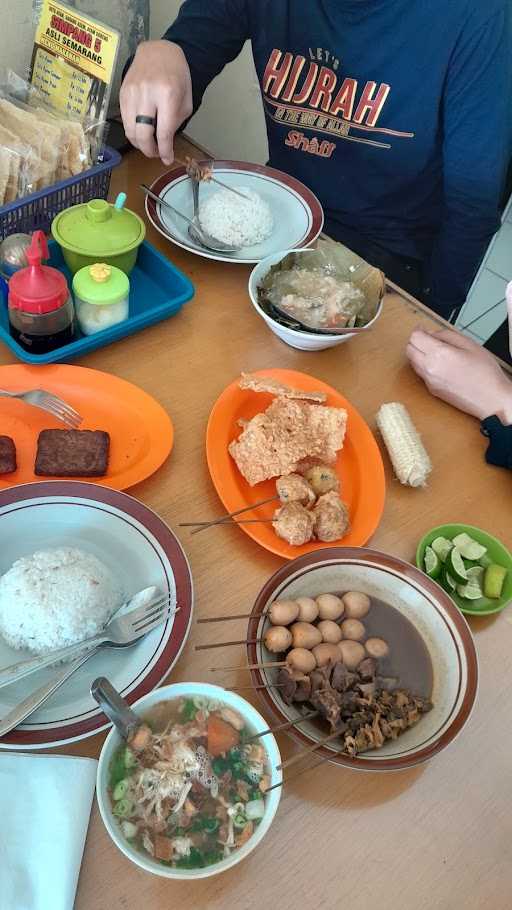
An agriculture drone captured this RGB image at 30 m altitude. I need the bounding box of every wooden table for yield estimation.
[7,141,512,909]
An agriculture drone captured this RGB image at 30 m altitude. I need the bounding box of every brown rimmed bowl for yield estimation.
[247,547,478,772]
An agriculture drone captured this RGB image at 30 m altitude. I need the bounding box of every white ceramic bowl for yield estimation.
[248,248,383,351]
[248,548,478,771]
[96,682,282,879]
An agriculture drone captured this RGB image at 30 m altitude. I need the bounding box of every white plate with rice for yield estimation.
[145,160,324,264]
[0,482,193,750]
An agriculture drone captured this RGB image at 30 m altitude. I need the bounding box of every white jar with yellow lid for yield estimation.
[73,262,130,336]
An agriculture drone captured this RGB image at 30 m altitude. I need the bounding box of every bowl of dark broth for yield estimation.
[96,683,282,878]
[247,547,478,772]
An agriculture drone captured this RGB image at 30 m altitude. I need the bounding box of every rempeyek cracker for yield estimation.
[229,397,347,486]
[239,372,327,402]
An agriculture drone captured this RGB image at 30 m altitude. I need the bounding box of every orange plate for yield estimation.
[206,368,385,559]
[0,364,173,491]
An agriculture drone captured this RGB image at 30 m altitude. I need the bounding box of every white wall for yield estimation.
[150,0,268,164]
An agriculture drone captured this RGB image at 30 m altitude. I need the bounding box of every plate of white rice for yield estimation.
[0,482,193,750]
[145,160,324,264]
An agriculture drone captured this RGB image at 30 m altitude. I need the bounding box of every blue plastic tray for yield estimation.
[0,239,194,364]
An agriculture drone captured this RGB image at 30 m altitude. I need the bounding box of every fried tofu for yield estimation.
[229,397,347,486]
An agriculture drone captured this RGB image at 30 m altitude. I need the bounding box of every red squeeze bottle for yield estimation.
[8,230,74,354]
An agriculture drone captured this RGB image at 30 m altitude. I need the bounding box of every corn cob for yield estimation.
[376,402,432,488]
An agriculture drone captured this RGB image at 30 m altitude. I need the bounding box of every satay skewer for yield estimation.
[178,156,251,200]
[179,496,278,533]
[246,710,319,742]
[209,661,287,673]
[195,638,260,651]
[225,682,288,692]
[264,754,335,794]
[277,729,342,771]
[197,612,257,623]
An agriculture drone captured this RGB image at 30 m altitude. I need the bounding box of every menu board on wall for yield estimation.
[29,0,120,125]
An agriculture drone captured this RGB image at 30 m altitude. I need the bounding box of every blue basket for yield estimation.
[0,146,122,241]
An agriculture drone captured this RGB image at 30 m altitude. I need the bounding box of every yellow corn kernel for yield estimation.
[376,402,432,488]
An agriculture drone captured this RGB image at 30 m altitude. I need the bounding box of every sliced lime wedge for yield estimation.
[456,582,484,601]
[424,546,441,579]
[483,564,507,599]
[466,565,484,583]
[448,547,468,583]
[431,536,453,563]
[443,570,457,592]
[479,554,493,569]
[452,532,487,561]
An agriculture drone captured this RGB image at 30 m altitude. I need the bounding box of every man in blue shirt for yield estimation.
[120,1,512,319]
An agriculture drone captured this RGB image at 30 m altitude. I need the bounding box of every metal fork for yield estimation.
[0,598,177,738]
[0,388,83,428]
[0,592,176,689]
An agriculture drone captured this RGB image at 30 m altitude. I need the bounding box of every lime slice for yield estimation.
[456,582,484,601]
[448,547,468,583]
[452,532,487,561]
[424,546,441,579]
[466,566,484,583]
[483,564,507,599]
[443,570,457,592]
[479,554,493,569]
[452,532,473,549]
[431,536,453,563]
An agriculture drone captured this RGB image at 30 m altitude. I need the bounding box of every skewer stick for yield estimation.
[179,497,278,534]
[209,661,286,673]
[276,729,342,772]
[246,710,319,742]
[195,638,260,651]
[176,157,251,201]
[225,682,287,692]
[197,612,258,623]
[264,754,335,793]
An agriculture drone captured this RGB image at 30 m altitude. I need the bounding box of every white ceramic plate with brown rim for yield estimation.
[247,547,478,772]
[145,160,324,264]
[0,482,193,750]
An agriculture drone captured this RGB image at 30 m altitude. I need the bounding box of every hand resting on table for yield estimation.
[406,281,512,425]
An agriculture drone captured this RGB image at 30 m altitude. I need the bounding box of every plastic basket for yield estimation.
[0,146,122,241]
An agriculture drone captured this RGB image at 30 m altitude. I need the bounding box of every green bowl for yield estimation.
[416,523,512,616]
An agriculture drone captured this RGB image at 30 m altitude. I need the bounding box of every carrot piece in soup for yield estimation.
[207,714,240,757]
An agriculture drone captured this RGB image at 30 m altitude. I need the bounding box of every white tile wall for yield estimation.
[456,194,512,342]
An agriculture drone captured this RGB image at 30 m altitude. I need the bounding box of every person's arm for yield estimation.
[120,0,250,164]
[425,6,512,318]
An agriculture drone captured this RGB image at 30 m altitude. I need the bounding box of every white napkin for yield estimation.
[0,753,97,910]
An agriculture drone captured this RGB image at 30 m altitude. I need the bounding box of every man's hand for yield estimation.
[120,40,193,165]
[406,282,512,424]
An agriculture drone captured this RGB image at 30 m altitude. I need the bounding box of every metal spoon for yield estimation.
[141,183,241,254]
[91,676,142,740]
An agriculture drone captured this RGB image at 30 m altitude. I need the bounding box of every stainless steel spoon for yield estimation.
[141,183,240,254]
[91,676,141,740]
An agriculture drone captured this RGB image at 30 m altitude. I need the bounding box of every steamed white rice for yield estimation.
[199,186,273,247]
[0,547,123,655]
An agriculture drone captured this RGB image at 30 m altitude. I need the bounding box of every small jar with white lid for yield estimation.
[73,262,130,336]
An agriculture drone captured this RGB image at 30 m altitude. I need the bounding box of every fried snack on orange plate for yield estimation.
[239,372,327,402]
[229,397,347,486]
[313,491,350,542]
[272,502,316,546]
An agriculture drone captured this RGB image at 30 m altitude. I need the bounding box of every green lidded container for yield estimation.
[51,192,145,276]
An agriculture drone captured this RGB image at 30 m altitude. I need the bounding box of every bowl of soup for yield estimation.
[247,547,478,771]
[96,682,282,878]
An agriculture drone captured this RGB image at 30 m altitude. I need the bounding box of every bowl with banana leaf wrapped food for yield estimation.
[248,239,385,351]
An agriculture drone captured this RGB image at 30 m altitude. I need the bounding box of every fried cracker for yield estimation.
[229,397,347,485]
[239,372,327,402]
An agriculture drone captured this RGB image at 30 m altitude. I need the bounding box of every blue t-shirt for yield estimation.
[165,0,512,314]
